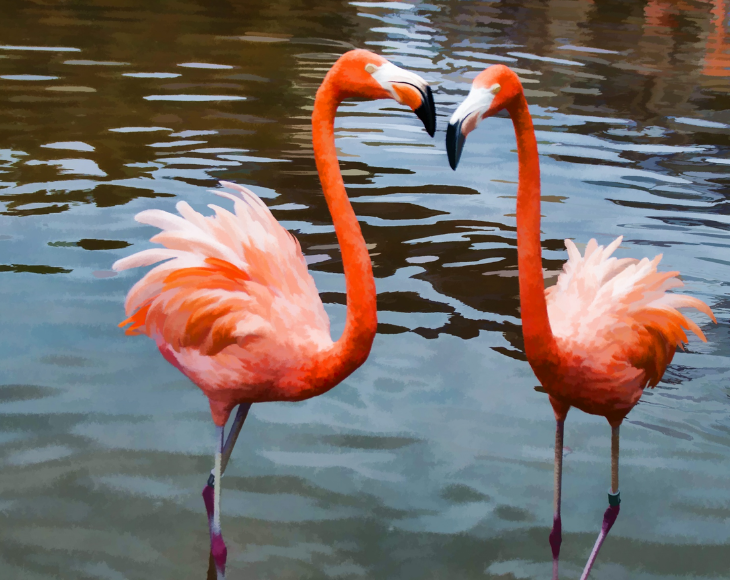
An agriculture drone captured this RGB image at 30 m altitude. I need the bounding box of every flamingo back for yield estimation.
[113,182,332,406]
[546,236,715,405]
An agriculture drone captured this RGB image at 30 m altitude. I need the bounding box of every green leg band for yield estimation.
[608,489,621,506]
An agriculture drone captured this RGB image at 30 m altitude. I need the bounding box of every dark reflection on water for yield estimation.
[1,0,729,578]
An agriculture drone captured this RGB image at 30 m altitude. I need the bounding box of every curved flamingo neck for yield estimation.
[301,72,377,395]
[507,94,559,375]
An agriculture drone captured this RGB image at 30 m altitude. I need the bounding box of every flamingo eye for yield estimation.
[364,63,378,74]
[489,83,501,95]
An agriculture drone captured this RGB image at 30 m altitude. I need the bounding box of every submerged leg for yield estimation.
[202,404,251,578]
[222,403,251,473]
[579,425,621,580]
[550,420,565,580]
[203,426,227,580]
[203,404,252,519]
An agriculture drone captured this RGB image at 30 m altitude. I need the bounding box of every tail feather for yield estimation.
[135,208,193,232]
[549,236,716,367]
[113,248,182,272]
[603,235,622,257]
[207,204,245,255]
[678,314,706,343]
[584,238,598,258]
[564,238,581,263]
[659,293,717,324]
[114,181,329,352]
[150,230,242,265]
[176,200,213,233]
[220,180,269,210]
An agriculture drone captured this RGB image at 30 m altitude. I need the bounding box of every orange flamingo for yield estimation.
[112,49,435,580]
[446,66,715,580]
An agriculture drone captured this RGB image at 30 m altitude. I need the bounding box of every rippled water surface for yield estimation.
[1,1,729,578]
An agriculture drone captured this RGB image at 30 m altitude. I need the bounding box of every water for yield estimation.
[0,1,728,578]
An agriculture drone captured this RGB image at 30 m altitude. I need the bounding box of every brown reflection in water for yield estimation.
[1,0,727,349]
[438,0,728,120]
[0,0,366,212]
[704,0,730,77]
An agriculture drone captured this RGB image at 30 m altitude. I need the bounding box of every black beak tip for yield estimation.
[415,85,436,138]
[446,121,465,171]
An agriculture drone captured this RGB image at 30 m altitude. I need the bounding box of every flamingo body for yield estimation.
[545,236,715,424]
[114,182,332,424]
[115,50,436,428]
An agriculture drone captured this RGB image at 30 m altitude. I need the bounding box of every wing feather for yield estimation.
[113,248,183,271]
[176,200,213,233]
[548,236,715,390]
[115,182,332,374]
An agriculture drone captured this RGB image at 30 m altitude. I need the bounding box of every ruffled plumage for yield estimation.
[113,181,332,408]
[546,236,715,410]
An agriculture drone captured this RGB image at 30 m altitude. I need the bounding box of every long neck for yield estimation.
[507,94,558,373]
[301,73,377,394]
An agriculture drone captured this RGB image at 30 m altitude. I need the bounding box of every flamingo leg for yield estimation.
[203,404,251,511]
[550,419,564,580]
[579,425,621,580]
[201,426,227,579]
[202,404,251,578]
[218,403,252,482]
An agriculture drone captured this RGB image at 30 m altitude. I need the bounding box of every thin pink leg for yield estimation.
[221,403,251,473]
[202,404,251,579]
[202,404,251,526]
[579,501,620,580]
[202,477,215,530]
[549,420,564,580]
[207,426,227,579]
[580,425,621,580]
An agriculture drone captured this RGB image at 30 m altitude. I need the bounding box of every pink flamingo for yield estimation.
[112,49,435,580]
[446,65,715,579]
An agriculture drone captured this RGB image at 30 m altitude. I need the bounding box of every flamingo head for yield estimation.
[446,65,523,169]
[328,49,436,137]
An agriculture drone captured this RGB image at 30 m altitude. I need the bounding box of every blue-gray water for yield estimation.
[1,1,729,578]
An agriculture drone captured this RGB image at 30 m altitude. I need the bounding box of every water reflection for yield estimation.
[0,0,728,578]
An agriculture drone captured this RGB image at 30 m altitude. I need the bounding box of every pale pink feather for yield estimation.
[546,235,715,398]
[112,181,332,402]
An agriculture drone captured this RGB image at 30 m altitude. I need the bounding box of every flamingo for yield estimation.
[112,49,435,580]
[445,65,715,579]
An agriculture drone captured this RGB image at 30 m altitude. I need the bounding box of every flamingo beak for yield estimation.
[389,81,435,137]
[414,85,436,137]
[446,117,467,171]
[446,84,500,170]
[369,62,436,137]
